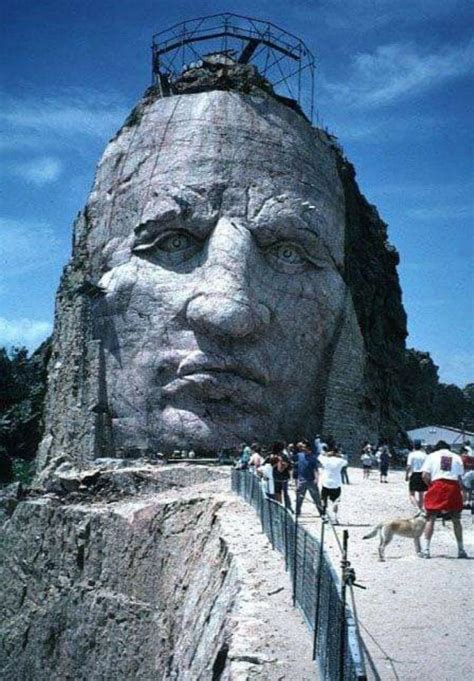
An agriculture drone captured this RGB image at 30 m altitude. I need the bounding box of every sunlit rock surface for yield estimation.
[0,465,317,680]
[38,84,406,469]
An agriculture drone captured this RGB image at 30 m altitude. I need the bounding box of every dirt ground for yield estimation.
[293,467,474,681]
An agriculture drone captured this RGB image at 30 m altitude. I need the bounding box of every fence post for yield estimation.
[283,508,289,571]
[292,512,298,606]
[339,529,349,681]
[312,518,325,661]
[268,499,275,549]
[301,531,308,578]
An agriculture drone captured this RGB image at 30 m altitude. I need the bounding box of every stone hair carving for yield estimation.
[38,86,406,467]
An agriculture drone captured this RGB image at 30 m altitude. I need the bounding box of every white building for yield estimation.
[407,425,473,450]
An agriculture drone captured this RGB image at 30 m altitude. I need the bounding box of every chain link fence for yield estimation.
[231,469,367,681]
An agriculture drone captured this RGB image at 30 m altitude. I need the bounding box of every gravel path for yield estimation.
[293,467,474,681]
[217,495,319,680]
[145,475,319,680]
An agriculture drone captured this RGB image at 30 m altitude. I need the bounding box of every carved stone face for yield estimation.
[91,92,352,453]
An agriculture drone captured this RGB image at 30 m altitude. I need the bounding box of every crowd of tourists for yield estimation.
[235,437,349,524]
[234,435,474,559]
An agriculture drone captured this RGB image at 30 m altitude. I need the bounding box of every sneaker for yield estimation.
[421,549,431,559]
[458,549,468,559]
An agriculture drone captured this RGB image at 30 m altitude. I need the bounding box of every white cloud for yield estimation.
[326,112,438,144]
[310,0,467,33]
[321,39,474,108]
[0,317,52,350]
[0,87,129,151]
[404,204,473,221]
[9,157,63,185]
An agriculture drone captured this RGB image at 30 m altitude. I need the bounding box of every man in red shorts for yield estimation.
[421,440,467,559]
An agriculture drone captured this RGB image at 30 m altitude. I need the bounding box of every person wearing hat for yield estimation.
[421,441,467,559]
[406,440,428,509]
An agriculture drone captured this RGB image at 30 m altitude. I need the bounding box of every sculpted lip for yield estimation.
[175,354,269,386]
[158,353,269,414]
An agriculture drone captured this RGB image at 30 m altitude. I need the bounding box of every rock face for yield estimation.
[0,465,317,680]
[37,73,407,469]
[335,156,407,440]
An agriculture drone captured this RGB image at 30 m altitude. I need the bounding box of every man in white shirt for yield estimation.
[318,447,347,524]
[406,440,428,509]
[421,441,467,559]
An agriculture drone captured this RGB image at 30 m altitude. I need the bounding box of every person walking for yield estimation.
[312,434,327,458]
[258,454,276,498]
[236,443,250,469]
[249,445,264,475]
[273,455,293,508]
[406,440,428,509]
[318,446,346,524]
[361,443,373,479]
[378,442,391,483]
[295,440,323,517]
[273,451,294,512]
[339,446,350,484]
[421,441,467,559]
[460,444,474,506]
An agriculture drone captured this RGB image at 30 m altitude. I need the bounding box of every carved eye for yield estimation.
[159,232,194,252]
[265,241,310,273]
[272,243,305,264]
[132,230,201,266]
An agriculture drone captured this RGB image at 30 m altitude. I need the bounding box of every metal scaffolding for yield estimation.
[151,13,315,122]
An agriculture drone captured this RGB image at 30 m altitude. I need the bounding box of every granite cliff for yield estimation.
[1,58,409,679]
[36,61,407,473]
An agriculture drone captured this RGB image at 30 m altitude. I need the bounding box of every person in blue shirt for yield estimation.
[238,443,251,469]
[295,440,324,517]
[312,434,326,458]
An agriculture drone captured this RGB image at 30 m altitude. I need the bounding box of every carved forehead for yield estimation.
[98,91,343,202]
[89,91,345,262]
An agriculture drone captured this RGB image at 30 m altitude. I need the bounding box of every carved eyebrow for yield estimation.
[252,216,325,253]
[133,207,214,244]
[251,214,342,271]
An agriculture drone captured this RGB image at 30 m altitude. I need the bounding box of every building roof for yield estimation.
[407,425,474,447]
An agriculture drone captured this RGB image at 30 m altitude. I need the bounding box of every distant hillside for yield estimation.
[398,348,473,431]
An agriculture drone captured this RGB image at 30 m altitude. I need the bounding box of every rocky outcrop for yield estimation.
[334,153,407,440]
[1,465,316,680]
[37,56,408,472]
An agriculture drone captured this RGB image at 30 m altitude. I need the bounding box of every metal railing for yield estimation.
[231,469,367,680]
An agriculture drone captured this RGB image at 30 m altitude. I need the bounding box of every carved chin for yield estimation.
[112,405,264,452]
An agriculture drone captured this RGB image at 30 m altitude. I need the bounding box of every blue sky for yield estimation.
[1,0,473,386]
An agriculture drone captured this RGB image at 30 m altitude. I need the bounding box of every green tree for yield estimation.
[0,339,51,483]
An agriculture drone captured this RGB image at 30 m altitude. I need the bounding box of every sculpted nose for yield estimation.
[186,293,271,339]
[185,218,271,339]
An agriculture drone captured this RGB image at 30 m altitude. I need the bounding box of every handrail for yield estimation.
[231,469,368,681]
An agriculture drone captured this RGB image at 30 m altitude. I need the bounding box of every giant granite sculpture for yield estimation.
[1,30,408,680]
[38,57,406,469]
